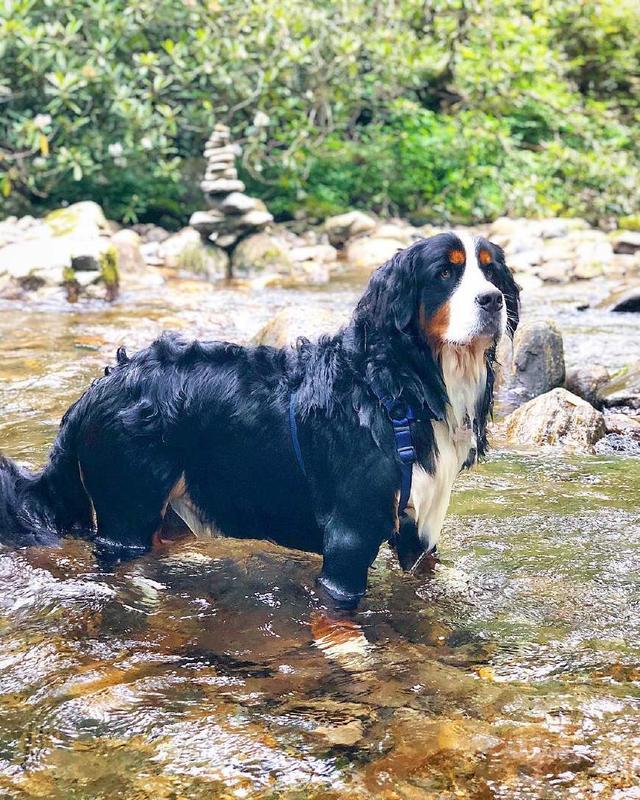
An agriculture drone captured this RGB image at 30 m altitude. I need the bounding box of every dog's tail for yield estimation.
[0,404,93,547]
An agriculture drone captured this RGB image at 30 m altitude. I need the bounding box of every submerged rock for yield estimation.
[505,388,606,452]
[510,320,565,403]
[252,306,348,348]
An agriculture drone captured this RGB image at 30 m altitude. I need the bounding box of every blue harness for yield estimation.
[288,387,417,516]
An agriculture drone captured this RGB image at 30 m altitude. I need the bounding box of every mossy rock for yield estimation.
[45,201,108,237]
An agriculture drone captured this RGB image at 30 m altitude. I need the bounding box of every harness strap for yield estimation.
[288,385,417,518]
[289,391,306,476]
[371,386,417,517]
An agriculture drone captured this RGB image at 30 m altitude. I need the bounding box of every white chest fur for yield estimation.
[408,344,488,551]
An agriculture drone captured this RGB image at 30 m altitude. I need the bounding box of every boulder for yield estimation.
[610,230,640,255]
[44,201,108,237]
[110,229,145,273]
[372,222,422,246]
[0,234,110,286]
[324,211,376,247]
[231,232,293,277]
[252,306,349,348]
[505,388,606,453]
[289,243,338,265]
[510,320,565,402]
[344,236,404,271]
[157,227,229,278]
[565,365,610,407]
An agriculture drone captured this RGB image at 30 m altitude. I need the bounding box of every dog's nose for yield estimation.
[476,290,503,313]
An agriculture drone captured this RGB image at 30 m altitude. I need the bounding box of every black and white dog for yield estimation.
[0,232,519,608]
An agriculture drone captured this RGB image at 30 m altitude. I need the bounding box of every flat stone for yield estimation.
[189,210,225,236]
[200,179,246,194]
[218,192,258,215]
[610,230,640,255]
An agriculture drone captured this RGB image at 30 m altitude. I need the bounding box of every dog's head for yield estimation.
[356,231,520,349]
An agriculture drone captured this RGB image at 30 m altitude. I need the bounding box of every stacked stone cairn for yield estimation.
[189,124,273,250]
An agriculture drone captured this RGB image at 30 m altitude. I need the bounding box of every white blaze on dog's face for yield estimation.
[442,232,508,345]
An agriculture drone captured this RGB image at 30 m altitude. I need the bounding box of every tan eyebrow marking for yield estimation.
[479,249,492,265]
[449,249,465,265]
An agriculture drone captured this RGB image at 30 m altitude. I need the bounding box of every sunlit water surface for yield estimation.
[0,273,639,799]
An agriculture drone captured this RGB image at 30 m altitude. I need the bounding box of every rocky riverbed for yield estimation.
[0,205,639,799]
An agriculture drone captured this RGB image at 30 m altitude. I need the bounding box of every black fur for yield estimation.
[0,233,519,608]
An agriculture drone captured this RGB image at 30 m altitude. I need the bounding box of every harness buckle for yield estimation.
[397,445,417,464]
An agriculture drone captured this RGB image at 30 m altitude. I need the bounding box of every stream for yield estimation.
[0,271,639,799]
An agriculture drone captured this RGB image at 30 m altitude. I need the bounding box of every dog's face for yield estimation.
[355,231,520,350]
[416,232,518,348]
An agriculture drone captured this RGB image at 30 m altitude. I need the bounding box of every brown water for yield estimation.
[0,274,639,799]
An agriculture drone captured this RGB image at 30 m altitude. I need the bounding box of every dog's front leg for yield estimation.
[393,514,438,576]
[316,512,386,610]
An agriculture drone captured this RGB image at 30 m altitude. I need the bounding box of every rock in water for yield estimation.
[510,320,565,402]
[598,286,640,313]
[324,211,377,247]
[598,366,640,411]
[231,232,293,278]
[565,365,610,407]
[505,388,606,453]
[252,306,349,347]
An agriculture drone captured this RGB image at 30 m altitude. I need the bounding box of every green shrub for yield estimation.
[1,0,638,226]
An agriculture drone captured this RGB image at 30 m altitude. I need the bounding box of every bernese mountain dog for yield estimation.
[0,232,519,608]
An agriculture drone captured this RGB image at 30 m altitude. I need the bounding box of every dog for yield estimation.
[0,232,519,608]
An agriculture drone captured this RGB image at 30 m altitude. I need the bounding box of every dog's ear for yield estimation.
[355,248,417,332]
[491,245,520,337]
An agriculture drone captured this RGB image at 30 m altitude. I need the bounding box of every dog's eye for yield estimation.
[438,268,452,280]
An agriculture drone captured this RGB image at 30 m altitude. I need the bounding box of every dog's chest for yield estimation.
[408,346,487,548]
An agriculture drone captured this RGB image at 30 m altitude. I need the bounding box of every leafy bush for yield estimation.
[1,0,638,226]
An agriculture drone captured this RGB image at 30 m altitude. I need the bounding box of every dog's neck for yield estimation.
[438,341,490,433]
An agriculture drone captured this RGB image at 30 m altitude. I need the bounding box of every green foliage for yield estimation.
[1,0,638,226]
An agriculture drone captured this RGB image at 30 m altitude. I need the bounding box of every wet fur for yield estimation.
[0,233,519,608]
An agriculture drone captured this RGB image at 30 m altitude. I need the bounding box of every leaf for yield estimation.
[39,133,49,156]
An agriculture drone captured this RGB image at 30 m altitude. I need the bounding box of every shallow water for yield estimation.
[0,273,639,799]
